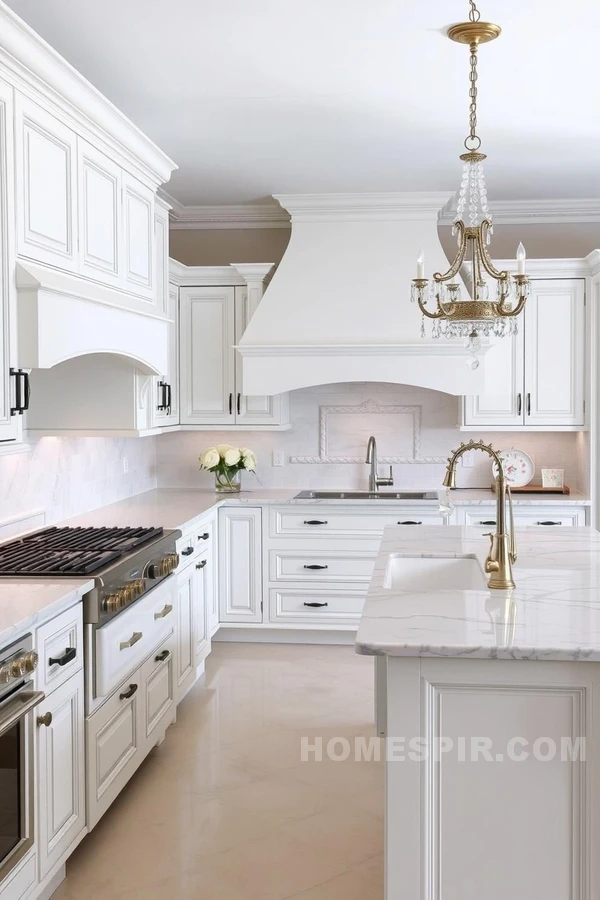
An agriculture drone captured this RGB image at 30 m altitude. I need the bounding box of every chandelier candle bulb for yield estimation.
[416,248,425,279]
[517,242,526,275]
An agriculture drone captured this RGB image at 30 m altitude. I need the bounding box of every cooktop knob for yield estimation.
[22,651,38,674]
[0,664,14,684]
[10,656,28,678]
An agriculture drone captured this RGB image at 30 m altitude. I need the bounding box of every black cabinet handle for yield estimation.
[167,383,172,413]
[196,560,207,569]
[479,520,497,526]
[10,368,21,416]
[181,547,194,556]
[303,602,328,608]
[304,520,328,526]
[229,392,233,415]
[237,392,241,415]
[21,372,30,412]
[157,381,168,411]
[198,533,210,541]
[398,521,422,525]
[48,647,76,667]
[517,393,522,416]
[303,564,328,570]
[537,521,561,526]
[120,684,138,701]
[527,393,531,416]
[155,650,170,663]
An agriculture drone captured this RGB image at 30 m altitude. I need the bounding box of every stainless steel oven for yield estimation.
[0,634,43,884]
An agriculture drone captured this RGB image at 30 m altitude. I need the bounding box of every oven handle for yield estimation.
[0,690,45,737]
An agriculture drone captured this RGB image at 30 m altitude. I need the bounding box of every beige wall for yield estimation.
[170,223,598,268]
[169,228,290,266]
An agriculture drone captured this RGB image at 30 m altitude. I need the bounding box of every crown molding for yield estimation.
[440,198,600,226]
[168,200,290,230]
[275,192,455,223]
[168,259,275,287]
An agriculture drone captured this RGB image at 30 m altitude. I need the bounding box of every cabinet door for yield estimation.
[524,280,585,426]
[152,283,179,428]
[141,635,175,747]
[121,171,154,300]
[219,507,263,623]
[0,81,19,443]
[462,330,524,427]
[37,675,85,878]
[77,138,121,283]
[234,286,288,426]
[194,550,211,665]
[179,286,236,425]
[175,563,196,702]
[15,95,77,271]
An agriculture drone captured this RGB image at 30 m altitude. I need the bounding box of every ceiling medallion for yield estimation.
[411,0,529,361]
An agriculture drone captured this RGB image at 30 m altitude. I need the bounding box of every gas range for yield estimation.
[0,525,181,626]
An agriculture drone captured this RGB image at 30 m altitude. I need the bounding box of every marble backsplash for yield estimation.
[156,383,585,494]
[0,437,157,526]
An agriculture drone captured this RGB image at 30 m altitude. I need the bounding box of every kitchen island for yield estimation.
[357,525,600,900]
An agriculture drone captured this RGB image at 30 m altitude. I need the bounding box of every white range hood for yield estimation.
[17,261,168,375]
[238,193,487,396]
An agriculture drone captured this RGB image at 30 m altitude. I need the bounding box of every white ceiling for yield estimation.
[5,0,600,207]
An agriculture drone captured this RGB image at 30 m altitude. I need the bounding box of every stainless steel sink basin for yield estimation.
[294,490,439,501]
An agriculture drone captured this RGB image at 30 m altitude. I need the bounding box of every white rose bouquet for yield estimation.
[199,444,257,493]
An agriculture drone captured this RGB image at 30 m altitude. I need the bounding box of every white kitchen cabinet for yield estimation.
[151,280,179,428]
[0,80,21,445]
[463,278,586,429]
[219,507,263,623]
[141,636,175,747]
[175,561,196,702]
[180,286,236,425]
[77,138,121,284]
[15,94,78,272]
[194,549,212,665]
[36,673,85,879]
[121,170,154,301]
[174,523,215,701]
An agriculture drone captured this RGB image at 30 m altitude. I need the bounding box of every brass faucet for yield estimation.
[443,439,517,590]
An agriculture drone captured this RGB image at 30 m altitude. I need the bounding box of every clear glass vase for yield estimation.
[215,468,241,493]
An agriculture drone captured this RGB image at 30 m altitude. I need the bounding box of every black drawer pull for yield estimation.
[479,520,496,526]
[303,564,328,570]
[398,521,422,525]
[120,684,138,701]
[181,547,194,556]
[49,647,76,667]
[196,560,207,569]
[303,602,328,608]
[537,521,561,526]
[155,650,170,663]
[304,520,328,526]
[198,533,210,541]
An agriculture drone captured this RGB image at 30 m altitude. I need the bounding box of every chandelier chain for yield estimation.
[468,0,481,22]
[464,39,481,151]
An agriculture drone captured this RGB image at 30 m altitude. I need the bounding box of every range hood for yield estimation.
[238,193,487,396]
[16,261,168,375]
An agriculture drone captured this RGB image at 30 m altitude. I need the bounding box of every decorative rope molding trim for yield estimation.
[289,399,446,465]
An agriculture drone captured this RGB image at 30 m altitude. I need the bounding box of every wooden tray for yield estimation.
[491,484,570,494]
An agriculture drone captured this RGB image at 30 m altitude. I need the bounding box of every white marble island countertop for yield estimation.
[0,578,93,646]
[356,525,600,662]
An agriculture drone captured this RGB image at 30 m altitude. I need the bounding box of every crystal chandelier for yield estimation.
[411,0,529,350]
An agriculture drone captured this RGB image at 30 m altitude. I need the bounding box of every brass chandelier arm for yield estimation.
[497,291,528,318]
[476,223,509,281]
[432,222,467,283]
[417,297,453,320]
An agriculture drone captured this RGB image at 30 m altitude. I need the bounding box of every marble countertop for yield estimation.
[0,578,93,647]
[356,525,600,662]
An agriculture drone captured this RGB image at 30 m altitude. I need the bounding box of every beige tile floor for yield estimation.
[54,643,384,900]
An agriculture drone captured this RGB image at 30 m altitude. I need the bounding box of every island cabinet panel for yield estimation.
[386,657,600,900]
[219,507,262,623]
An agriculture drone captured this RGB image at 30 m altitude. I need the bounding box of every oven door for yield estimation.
[0,689,44,883]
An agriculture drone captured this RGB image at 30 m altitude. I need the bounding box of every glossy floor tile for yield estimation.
[53,642,384,900]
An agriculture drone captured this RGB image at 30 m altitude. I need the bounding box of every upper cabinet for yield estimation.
[15,95,78,272]
[121,171,154,301]
[176,265,289,430]
[77,138,121,283]
[463,277,586,430]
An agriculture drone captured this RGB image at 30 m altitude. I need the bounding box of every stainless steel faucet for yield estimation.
[365,436,394,493]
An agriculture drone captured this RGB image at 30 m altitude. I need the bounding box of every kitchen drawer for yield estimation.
[177,518,215,569]
[95,579,176,698]
[36,602,83,695]
[269,505,445,538]
[268,586,366,627]
[141,634,175,748]
[462,507,586,534]
[269,549,376,583]
[86,668,144,830]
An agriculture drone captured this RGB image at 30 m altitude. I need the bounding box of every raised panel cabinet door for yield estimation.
[121,171,154,300]
[219,507,263,623]
[193,549,211,665]
[234,286,288,425]
[15,94,77,270]
[175,563,196,702]
[462,328,525,427]
[37,674,85,878]
[154,203,169,317]
[179,286,236,425]
[77,138,120,283]
[0,80,19,443]
[524,279,586,426]
[152,283,179,427]
[141,637,175,747]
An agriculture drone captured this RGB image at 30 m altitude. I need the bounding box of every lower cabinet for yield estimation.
[219,507,263,623]
[174,538,214,703]
[36,672,85,880]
